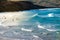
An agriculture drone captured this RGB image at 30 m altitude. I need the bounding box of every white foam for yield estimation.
[48,13,54,17]
[38,24,45,29]
[33,35,43,40]
[46,29,57,31]
[21,28,32,32]
[0,12,32,27]
[32,14,38,17]
[33,35,39,38]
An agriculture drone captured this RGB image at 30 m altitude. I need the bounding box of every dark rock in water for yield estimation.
[0,1,48,12]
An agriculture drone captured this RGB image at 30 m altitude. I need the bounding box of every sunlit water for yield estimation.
[0,8,60,40]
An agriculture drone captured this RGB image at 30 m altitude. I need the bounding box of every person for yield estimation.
[0,1,53,12]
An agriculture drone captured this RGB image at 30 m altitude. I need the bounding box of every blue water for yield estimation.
[0,8,60,40]
[26,8,60,31]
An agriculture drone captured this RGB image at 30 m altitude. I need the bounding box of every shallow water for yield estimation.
[0,8,60,40]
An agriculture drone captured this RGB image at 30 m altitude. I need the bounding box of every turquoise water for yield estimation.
[26,8,60,31]
[0,8,60,40]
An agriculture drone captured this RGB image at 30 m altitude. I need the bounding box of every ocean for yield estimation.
[0,8,60,40]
